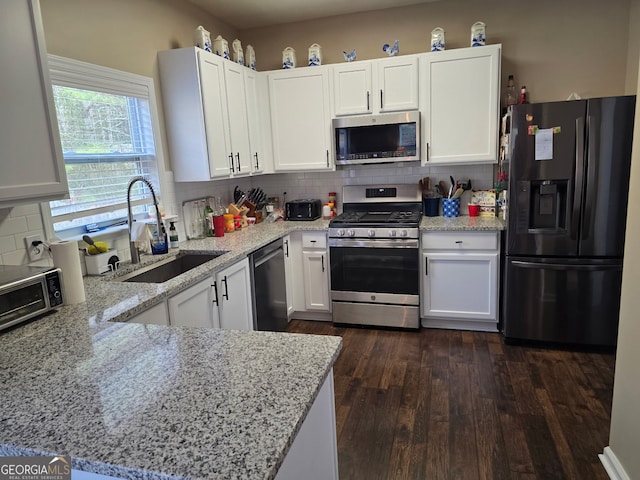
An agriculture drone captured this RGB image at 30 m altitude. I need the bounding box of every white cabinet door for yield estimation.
[167,277,215,328]
[128,301,169,326]
[302,251,330,311]
[332,57,418,116]
[283,234,294,318]
[199,52,233,178]
[420,45,500,165]
[0,0,69,206]
[245,68,264,173]
[217,257,254,330]
[224,61,251,176]
[332,62,372,116]
[268,68,333,171]
[422,252,498,321]
[377,56,419,113]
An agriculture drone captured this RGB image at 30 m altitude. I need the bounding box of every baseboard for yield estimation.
[421,317,498,332]
[290,311,332,322]
[599,446,630,480]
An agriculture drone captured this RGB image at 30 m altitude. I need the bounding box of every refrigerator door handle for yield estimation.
[571,117,586,240]
[583,114,597,240]
[511,260,621,272]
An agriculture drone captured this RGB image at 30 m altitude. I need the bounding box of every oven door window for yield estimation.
[330,246,419,294]
[0,282,47,327]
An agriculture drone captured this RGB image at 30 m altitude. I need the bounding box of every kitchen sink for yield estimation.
[115,251,227,283]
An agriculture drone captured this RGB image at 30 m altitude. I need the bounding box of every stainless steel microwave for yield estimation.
[333,111,420,166]
[0,265,64,332]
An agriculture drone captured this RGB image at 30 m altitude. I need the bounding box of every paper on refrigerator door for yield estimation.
[535,128,553,160]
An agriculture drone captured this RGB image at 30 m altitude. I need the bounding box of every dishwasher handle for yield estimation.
[254,247,283,268]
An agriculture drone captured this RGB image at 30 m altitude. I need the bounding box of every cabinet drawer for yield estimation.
[422,231,498,250]
[302,232,327,249]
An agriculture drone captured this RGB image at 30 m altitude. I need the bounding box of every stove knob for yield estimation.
[399,230,408,237]
[337,229,345,237]
[367,229,376,237]
[347,229,356,237]
[388,230,397,237]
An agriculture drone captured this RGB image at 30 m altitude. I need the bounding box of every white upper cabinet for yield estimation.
[420,45,501,165]
[245,68,270,174]
[268,67,333,171]
[332,56,419,116]
[158,47,262,181]
[0,0,69,207]
[224,61,252,176]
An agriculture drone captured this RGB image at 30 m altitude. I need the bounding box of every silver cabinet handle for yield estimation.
[380,89,383,109]
[254,152,259,170]
[284,239,289,257]
[425,257,428,276]
[326,150,329,168]
[229,153,235,173]
[366,91,370,111]
[235,152,241,172]
[321,255,325,272]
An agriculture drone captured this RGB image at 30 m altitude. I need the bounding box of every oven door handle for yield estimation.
[329,238,419,248]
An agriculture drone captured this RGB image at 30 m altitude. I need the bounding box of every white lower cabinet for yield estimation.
[168,278,215,328]
[143,258,253,330]
[421,231,499,331]
[275,370,339,480]
[127,301,170,326]
[288,231,331,317]
[283,234,294,317]
[215,257,253,330]
[301,232,330,312]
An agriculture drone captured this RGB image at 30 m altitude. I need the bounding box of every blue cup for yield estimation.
[442,198,460,218]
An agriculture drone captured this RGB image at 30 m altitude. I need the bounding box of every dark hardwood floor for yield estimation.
[287,320,616,480]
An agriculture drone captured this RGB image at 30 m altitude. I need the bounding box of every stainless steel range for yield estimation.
[329,184,422,329]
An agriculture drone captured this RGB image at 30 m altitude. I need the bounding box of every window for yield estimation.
[46,55,164,235]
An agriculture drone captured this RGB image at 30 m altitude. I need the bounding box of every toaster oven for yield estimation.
[0,265,64,332]
[285,199,322,221]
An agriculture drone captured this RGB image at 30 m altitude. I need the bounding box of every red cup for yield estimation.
[468,204,480,217]
[213,215,225,237]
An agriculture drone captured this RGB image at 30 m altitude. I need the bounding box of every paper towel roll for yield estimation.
[50,241,86,304]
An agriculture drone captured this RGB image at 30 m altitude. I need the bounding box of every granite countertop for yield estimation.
[0,218,344,479]
[420,215,505,231]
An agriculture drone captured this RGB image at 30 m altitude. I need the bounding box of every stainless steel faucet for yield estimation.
[127,176,163,264]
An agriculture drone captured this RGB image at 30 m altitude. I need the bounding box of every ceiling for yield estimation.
[186,0,442,30]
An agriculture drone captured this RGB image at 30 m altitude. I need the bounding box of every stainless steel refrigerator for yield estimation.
[503,96,636,346]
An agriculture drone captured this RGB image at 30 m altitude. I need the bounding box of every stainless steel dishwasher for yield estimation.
[249,238,288,331]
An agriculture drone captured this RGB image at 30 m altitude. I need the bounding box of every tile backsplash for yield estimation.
[1,162,495,267]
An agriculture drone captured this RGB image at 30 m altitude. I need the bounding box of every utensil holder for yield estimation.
[423,197,440,217]
[442,198,460,218]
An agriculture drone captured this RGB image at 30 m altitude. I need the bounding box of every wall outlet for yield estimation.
[25,234,45,262]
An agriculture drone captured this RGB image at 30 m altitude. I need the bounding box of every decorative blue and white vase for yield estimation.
[246,44,256,70]
[194,26,211,53]
[431,27,445,52]
[232,39,244,65]
[308,43,322,66]
[282,47,296,69]
[471,22,486,47]
[213,35,229,59]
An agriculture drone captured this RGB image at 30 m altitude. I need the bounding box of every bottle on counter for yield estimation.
[518,85,529,105]
[328,191,337,217]
[204,197,215,237]
[169,221,179,248]
[504,74,517,107]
